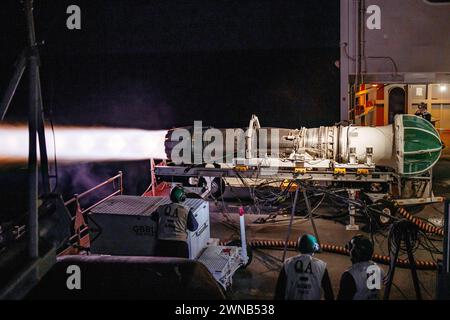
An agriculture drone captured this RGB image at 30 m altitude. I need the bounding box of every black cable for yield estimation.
[387,220,420,261]
[392,282,409,300]
[384,219,423,300]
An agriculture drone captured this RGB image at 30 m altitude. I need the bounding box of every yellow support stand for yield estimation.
[234,165,249,172]
[334,168,347,175]
[294,167,307,174]
[357,169,370,175]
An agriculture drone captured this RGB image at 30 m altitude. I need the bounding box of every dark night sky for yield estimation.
[2,0,340,54]
[0,0,340,210]
[1,0,340,128]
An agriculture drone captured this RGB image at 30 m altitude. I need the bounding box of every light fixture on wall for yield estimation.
[439,84,448,93]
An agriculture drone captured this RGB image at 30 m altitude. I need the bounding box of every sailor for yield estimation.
[338,235,384,300]
[275,234,334,300]
[151,186,198,258]
[415,102,432,123]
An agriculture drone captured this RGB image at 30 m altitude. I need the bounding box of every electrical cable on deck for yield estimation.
[395,204,444,237]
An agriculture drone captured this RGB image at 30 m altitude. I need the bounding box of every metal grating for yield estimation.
[91,195,207,217]
[90,195,165,216]
[156,197,207,212]
[197,246,231,272]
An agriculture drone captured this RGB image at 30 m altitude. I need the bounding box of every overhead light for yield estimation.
[439,84,448,92]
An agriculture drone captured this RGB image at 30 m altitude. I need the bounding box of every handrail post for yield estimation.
[118,171,123,195]
[61,173,125,255]
[64,172,124,211]
[74,194,81,248]
[150,159,156,196]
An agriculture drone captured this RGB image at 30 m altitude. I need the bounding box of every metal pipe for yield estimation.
[37,75,51,194]
[239,207,248,264]
[359,0,367,83]
[27,54,39,260]
[82,190,121,214]
[68,190,122,223]
[0,51,27,120]
[25,0,39,260]
[64,172,123,206]
[150,159,156,196]
[445,201,450,274]
[119,170,123,194]
[354,0,360,89]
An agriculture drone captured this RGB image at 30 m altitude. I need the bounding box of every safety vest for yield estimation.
[283,254,326,300]
[347,261,383,300]
[155,203,189,242]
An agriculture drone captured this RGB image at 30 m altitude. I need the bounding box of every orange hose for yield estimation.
[395,205,444,237]
[247,240,437,270]
[224,202,443,271]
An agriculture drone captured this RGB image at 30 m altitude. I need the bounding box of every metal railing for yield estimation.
[61,171,123,254]
[64,171,123,212]
[141,159,168,196]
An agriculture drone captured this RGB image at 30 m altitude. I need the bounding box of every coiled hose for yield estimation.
[247,240,437,270]
[394,205,444,237]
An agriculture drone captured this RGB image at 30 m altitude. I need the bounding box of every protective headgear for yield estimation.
[418,102,427,110]
[346,235,374,263]
[298,234,320,254]
[170,186,187,203]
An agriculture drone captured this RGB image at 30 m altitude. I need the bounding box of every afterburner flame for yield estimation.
[0,124,167,163]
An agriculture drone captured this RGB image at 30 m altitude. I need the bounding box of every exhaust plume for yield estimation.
[0,124,167,163]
